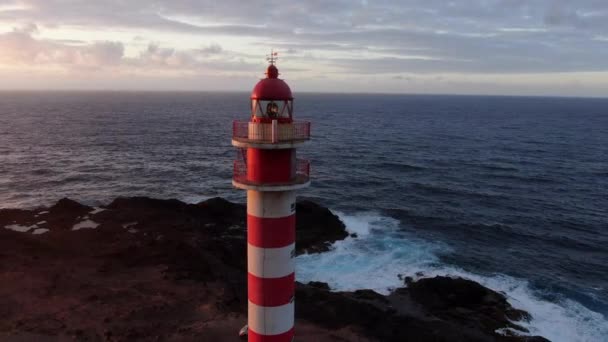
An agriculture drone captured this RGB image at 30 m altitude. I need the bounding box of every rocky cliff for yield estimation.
[0,197,548,341]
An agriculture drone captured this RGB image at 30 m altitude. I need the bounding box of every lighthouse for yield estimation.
[232,53,311,341]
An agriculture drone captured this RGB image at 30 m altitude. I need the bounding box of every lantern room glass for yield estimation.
[251,99,293,120]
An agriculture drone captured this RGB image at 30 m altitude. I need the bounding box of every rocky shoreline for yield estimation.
[0,197,548,341]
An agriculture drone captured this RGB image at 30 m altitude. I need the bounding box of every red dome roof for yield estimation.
[251,65,293,100]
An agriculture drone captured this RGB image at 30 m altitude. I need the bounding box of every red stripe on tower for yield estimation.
[248,273,295,307]
[248,327,295,342]
[247,214,295,248]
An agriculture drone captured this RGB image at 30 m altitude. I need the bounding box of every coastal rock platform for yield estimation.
[0,197,548,341]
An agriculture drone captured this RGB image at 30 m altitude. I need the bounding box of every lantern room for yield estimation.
[250,64,293,124]
[232,55,310,146]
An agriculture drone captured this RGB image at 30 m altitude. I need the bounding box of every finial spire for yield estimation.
[266,49,278,65]
[265,49,280,79]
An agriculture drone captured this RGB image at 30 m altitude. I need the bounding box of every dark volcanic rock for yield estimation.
[308,281,331,291]
[406,276,533,330]
[0,197,548,342]
[45,198,93,231]
[197,197,245,222]
[297,282,484,342]
[298,279,550,342]
[295,200,349,254]
[50,198,93,214]
[0,208,35,227]
[107,196,186,212]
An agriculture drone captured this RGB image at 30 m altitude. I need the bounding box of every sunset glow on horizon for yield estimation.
[0,1,607,96]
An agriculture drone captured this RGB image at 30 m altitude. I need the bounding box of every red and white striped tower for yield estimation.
[232,53,311,342]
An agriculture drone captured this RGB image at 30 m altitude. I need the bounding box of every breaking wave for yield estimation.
[296,212,608,342]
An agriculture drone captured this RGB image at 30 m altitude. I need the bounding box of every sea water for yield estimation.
[1,92,607,341]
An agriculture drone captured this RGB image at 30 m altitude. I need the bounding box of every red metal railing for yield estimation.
[232,120,311,142]
[232,121,249,140]
[233,158,311,185]
[296,158,311,178]
[233,158,247,183]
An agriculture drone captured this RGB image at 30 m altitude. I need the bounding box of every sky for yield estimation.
[0,0,607,96]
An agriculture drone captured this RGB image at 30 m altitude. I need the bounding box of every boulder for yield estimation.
[295,200,348,254]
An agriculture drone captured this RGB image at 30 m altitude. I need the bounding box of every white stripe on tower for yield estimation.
[247,191,295,218]
[247,190,296,341]
[248,300,295,335]
[248,243,295,278]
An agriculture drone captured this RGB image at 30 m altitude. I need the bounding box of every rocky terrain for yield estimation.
[0,197,549,341]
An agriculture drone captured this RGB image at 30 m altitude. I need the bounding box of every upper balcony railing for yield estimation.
[232,120,311,144]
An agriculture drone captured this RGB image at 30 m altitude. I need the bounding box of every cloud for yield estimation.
[0,26,124,68]
[199,43,222,55]
[0,24,259,78]
[3,2,608,73]
[0,1,607,94]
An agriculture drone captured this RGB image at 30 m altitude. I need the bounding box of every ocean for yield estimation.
[1,92,607,341]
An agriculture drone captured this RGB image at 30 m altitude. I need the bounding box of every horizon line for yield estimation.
[0,89,606,100]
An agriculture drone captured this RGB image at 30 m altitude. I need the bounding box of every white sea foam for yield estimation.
[4,224,35,232]
[296,211,608,342]
[72,220,99,230]
[297,212,444,292]
[182,195,211,204]
[335,211,379,237]
[90,207,106,214]
[32,228,49,235]
[122,222,137,229]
